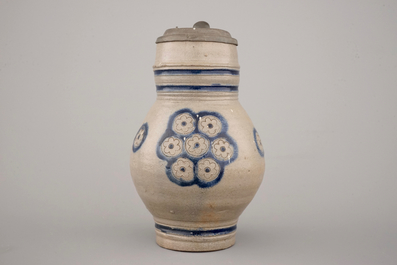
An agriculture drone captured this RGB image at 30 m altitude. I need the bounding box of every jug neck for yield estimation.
[153,42,240,93]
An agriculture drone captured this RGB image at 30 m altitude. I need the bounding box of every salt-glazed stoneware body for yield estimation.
[130,21,265,252]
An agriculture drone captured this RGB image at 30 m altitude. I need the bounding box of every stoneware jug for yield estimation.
[130,21,265,252]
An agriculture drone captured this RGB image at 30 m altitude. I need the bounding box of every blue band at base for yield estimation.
[154,69,240,76]
[155,223,237,237]
[156,85,238,92]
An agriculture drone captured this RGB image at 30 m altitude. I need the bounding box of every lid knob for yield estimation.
[193,21,210,29]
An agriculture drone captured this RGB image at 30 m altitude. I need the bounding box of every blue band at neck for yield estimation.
[154,69,239,76]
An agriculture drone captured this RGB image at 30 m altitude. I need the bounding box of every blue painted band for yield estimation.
[156,85,238,92]
[155,223,237,237]
[154,69,239,76]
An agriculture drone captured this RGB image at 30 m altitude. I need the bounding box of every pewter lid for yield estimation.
[156,21,238,46]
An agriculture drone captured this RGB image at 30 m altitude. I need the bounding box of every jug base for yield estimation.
[154,223,236,252]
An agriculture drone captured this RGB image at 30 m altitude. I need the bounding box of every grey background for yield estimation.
[1,0,396,264]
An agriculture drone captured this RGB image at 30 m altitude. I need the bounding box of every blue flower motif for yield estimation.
[157,109,238,188]
[132,123,148,153]
[253,128,264,157]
